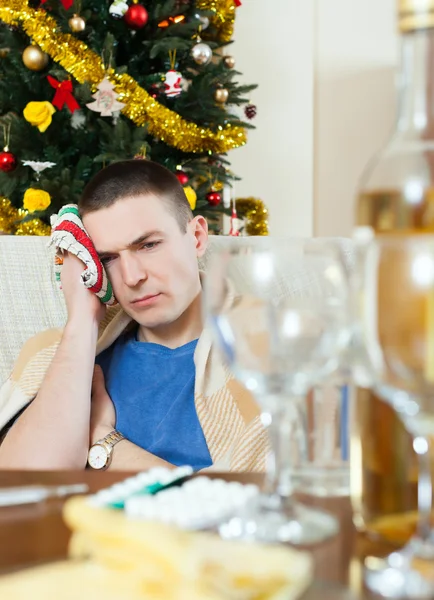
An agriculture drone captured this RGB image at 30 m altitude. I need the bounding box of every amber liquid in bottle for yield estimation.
[353,24,434,545]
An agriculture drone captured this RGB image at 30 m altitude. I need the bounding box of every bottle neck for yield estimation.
[397,28,434,138]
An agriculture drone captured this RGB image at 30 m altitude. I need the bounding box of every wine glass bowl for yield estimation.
[206,239,350,394]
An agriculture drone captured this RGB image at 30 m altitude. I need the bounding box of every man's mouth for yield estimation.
[131,293,161,307]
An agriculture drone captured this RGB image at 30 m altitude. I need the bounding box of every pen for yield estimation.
[0,483,89,507]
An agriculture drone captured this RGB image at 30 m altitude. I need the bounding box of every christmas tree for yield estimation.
[0,0,268,236]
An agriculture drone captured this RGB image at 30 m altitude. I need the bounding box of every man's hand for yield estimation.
[90,365,116,444]
[0,259,103,468]
[61,252,106,326]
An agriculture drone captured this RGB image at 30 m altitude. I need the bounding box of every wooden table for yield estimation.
[0,471,397,599]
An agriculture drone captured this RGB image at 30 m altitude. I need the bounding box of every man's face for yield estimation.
[82,194,208,329]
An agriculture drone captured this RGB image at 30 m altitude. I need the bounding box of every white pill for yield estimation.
[110,483,127,494]
[244,484,259,497]
[136,473,153,484]
[177,466,194,477]
[185,476,209,488]
[148,467,170,480]
[210,478,227,489]
[123,476,138,486]
[227,481,244,492]
[122,480,140,493]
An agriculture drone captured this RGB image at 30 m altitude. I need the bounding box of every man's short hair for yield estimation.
[78,159,193,232]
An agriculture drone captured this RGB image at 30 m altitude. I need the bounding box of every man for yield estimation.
[0,160,266,470]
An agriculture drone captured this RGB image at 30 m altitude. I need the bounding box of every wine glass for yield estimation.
[354,232,434,598]
[203,237,351,544]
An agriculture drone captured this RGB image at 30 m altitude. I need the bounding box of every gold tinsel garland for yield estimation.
[0,197,17,234]
[0,1,246,154]
[236,197,269,236]
[196,0,236,42]
[0,198,51,236]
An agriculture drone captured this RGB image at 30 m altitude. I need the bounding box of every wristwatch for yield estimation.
[87,430,125,470]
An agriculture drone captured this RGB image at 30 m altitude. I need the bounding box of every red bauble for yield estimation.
[206,191,222,206]
[0,150,16,172]
[124,4,149,29]
[245,104,257,119]
[176,171,189,186]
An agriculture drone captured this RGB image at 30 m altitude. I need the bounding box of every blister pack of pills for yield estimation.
[88,467,259,531]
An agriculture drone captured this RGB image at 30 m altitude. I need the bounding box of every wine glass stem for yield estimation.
[261,394,305,500]
[414,436,433,544]
[261,406,283,497]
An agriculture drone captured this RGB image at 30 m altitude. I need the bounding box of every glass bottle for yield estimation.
[353,0,434,545]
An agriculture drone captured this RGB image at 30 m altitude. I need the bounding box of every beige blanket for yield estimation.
[0,303,267,471]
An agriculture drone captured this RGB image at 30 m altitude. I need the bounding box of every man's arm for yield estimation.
[93,426,174,471]
[0,254,105,470]
[89,366,175,471]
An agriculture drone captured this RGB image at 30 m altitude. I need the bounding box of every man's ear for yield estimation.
[189,215,208,258]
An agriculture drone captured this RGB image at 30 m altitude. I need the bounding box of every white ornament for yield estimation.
[71,110,86,129]
[194,13,210,30]
[86,77,125,117]
[223,184,231,208]
[164,70,182,98]
[109,0,128,18]
[191,41,212,66]
[22,160,56,174]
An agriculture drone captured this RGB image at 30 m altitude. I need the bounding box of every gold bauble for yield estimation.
[69,14,86,33]
[212,181,223,191]
[223,56,235,69]
[22,45,49,71]
[0,47,10,59]
[214,87,229,104]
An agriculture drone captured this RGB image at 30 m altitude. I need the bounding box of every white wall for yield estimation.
[230,0,315,236]
[314,0,398,236]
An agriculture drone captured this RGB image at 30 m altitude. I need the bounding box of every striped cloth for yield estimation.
[0,303,267,472]
[49,204,116,306]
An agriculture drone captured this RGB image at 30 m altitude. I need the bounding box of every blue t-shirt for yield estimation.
[96,330,213,471]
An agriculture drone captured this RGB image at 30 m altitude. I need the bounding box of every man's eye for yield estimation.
[101,257,115,266]
[141,241,160,250]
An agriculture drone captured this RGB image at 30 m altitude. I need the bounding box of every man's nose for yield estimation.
[119,253,147,287]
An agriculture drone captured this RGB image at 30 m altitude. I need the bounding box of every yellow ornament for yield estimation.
[184,186,197,210]
[23,188,51,213]
[23,101,55,133]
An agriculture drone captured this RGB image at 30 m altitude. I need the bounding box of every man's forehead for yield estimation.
[83,194,169,230]
[83,196,171,250]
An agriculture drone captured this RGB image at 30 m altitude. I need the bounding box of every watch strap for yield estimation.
[98,429,125,450]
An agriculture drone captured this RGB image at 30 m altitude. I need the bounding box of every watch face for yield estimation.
[88,444,109,470]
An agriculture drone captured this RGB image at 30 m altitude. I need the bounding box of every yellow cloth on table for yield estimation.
[0,496,313,600]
